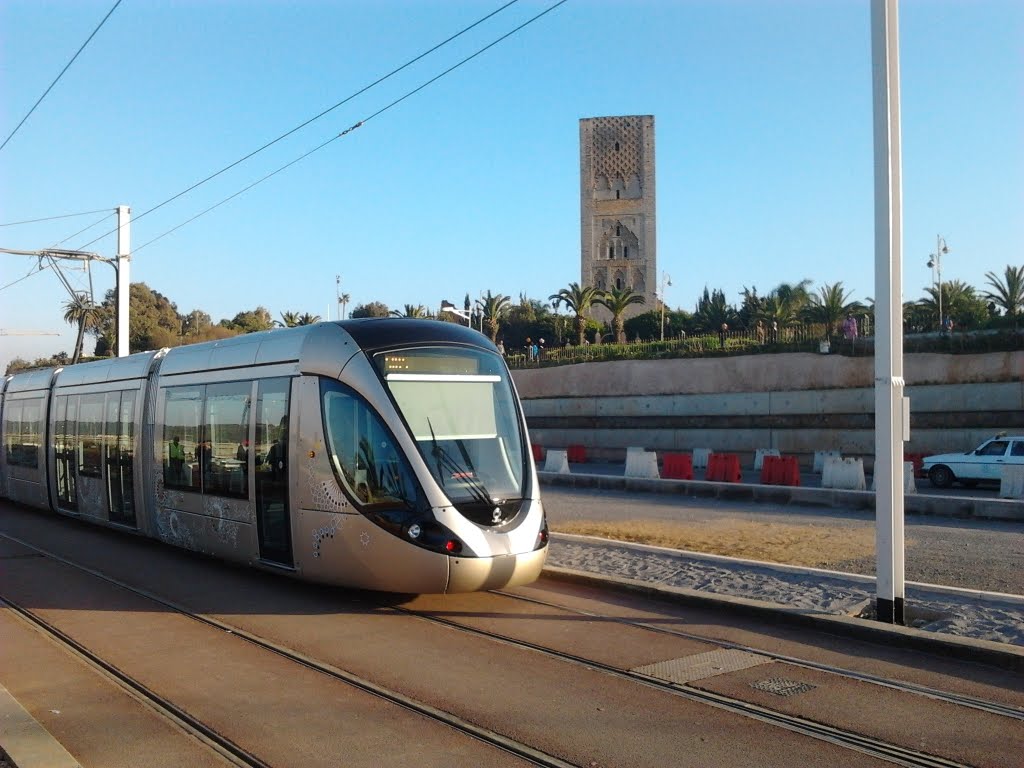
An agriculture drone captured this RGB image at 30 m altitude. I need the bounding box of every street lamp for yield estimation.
[927,236,950,331]
[659,272,672,341]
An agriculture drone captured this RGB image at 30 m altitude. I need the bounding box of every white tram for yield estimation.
[0,320,548,593]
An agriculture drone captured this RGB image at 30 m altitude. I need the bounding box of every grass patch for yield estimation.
[553,518,886,569]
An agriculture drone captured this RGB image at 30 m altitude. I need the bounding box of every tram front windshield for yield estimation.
[376,347,525,509]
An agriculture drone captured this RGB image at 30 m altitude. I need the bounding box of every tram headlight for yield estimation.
[407,523,422,540]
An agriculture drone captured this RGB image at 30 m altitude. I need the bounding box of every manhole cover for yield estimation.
[751,678,816,697]
[633,649,768,683]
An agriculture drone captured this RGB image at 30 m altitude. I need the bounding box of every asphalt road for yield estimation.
[540,484,1024,595]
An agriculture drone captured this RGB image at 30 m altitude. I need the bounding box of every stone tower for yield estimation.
[579,115,656,321]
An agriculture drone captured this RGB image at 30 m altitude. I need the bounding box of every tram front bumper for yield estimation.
[446,546,548,593]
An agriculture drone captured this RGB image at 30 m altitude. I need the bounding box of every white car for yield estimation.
[923,435,1024,488]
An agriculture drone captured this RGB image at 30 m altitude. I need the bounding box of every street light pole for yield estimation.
[927,235,949,331]
[659,272,672,341]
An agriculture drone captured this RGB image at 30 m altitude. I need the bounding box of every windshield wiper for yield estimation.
[426,418,492,507]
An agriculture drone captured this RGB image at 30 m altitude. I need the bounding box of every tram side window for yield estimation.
[321,380,417,509]
[78,394,104,477]
[204,381,252,499]
[5,400,43,468]
[163,387,203,490]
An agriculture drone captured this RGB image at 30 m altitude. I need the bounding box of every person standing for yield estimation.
[169,436,185,484]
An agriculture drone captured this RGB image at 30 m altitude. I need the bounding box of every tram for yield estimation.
[0,320,548,593]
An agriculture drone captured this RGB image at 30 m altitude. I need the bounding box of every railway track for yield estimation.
[2,529,1020,767]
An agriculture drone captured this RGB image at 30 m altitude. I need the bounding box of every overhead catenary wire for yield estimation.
[0,208,112,227]
[77,0,525,252]
[0,0,123,153]
[131,0,569,254]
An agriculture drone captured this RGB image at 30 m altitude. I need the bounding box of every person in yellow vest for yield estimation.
[169,435,185,484]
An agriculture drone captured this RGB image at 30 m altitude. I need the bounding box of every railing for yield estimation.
[505,325,1023,369]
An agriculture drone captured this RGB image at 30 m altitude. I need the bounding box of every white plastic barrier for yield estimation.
[542,449,570,474]
[822,457,866,491]
[753,448,780,471]
[870,462,917,494]
[813,450,842,473]
[625,448,660,479]
[1000,466,1024,499]
[692,448,712,470]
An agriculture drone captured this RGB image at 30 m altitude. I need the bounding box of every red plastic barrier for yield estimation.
[706,453,741,483]
[567,444,587,463]
[760,455,801,486]
[904,452,925,478]
[662,452,693,480]
[531,444,544,462]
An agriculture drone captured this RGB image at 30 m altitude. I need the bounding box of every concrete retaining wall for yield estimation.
[513,351,1024,467]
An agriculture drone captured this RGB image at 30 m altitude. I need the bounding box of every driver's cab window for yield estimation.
[977,441,1008,457]
[320,380,417,508]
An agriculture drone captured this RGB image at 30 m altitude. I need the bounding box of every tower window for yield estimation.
[616,226,621,236]
[623,246,629,258]
[608,246,613,259]
[614,141,620,151]
[615,190,620,199]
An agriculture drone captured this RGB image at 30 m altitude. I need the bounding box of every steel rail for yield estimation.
[495,588,1024,721]
[0,533,575,768]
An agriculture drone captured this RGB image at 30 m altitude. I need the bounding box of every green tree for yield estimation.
[62,292,103,364]
[390,304,429,318]
[693,287,737,332]
[550,282,604,345]
[221,307,275,334]
[920,280,988,330]
[297,312,321,325]
[277,311,301,328]
[984,265,1024,329]
[94,282,184,355]
[350,301,390,318]
[339,293,351,319]
[594,286,646,342]
[476,291,511,342]
[181,310,213,337]
[804,282,863,341]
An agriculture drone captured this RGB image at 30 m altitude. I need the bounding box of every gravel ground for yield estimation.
[541,487,1024,646]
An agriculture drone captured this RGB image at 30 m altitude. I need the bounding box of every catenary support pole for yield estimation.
[116,205,131,357]
[871,0,906,625]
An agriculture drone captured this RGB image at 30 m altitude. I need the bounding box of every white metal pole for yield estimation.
[871,0,906,625]
[116,205,131,357]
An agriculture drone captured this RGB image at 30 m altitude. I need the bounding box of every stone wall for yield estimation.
[512,351,1024,466]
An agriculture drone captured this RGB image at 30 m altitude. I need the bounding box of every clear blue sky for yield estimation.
[2,0,1021,372]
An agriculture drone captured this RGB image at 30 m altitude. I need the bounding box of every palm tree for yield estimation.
[550,282,604,345]
[339,293,351,320]
[475,291,511,342]
[594,287,646,342]
[804,282,862,341]
[62,292,102,363]
[389,304,429,319]
[297,312,322,326]
[693,287,736,332]
[983,265,1024,329]
[277,311,300,328]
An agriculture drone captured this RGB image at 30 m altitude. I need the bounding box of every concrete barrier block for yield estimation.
[692,448,712,469]
[1000,466,1024,499]
[823,457,865,491]
[753,448,780,470]
[625,448,660,479]
[870,461,917,493]
[813,450,842,473]
[542,449,570,474]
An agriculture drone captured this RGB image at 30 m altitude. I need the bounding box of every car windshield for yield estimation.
[375,346,525,507]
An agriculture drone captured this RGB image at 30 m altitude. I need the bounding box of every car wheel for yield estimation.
[928,465,954,489]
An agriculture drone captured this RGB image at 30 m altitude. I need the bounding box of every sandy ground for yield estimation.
[546,532,1024,647]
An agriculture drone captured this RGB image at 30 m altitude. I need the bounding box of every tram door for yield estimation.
[255,379,292,565]
[53,395,78,510]
[105,391,136,526]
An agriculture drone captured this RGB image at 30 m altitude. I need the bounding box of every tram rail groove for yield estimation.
[0,594,267,768]
[390,604,974,768]
[494,589,1024,721]
[0,533,577,768]
[3,531,1007,768]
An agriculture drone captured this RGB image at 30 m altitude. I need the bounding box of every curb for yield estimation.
[538,470,1024,521]
[541,565,1024,673]
[0,684,81,768]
